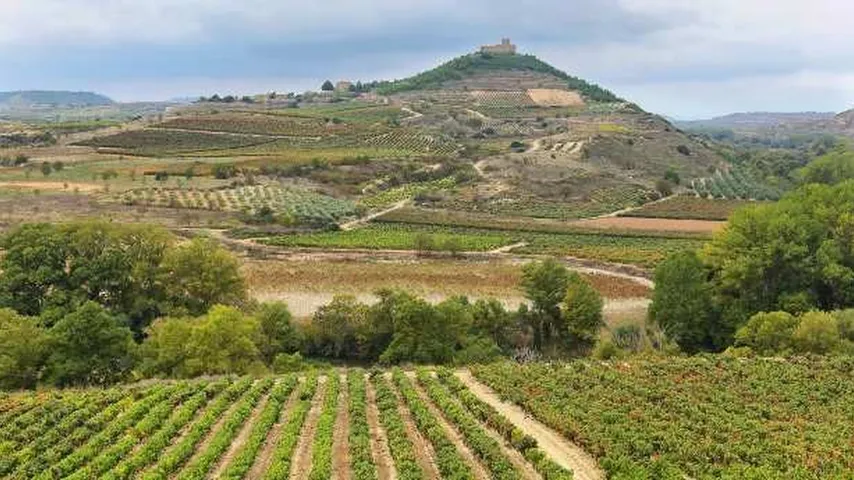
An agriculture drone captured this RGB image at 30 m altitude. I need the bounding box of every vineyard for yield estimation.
[691,168,783,200]
[361,177,457,209]
[155,114,354,137]
[262,223,515,252]
[0,369,578,480]
[620,196,763,221]
[74,130,272,156]
[119,185,356,225]
[261,222,701,267]
[364,131,461,156]
[472,358,854,479]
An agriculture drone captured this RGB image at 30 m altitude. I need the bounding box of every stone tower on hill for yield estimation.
[480,38,517,55]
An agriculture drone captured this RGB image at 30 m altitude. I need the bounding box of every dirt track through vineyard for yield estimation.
[408,377,492,480]
[455,370,605,480]
[365,377,397,480]
[332,374,351,480]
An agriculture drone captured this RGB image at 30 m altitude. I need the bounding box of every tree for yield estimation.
[44,302,136,387]
[159,238,247,316]
[138,316,195,378]
[649,250,721,352]
[414,233,435,256]
[0,224,70,316]
[792,311,840,354]
[734,311,798,355]
[255,302,299,364]
[797,147,854,185]
[563,272,604,347]
[379,292,461,365]
[655,179,674,197]
[521,259,569,349]
[0,309,48,389]
[184,306,264,376]
[306,295,366,359]
[40,162,52,177]
[321,80,335,91]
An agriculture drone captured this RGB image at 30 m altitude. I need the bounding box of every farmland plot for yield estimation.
[0,371,584,480]
[73,129,272,156]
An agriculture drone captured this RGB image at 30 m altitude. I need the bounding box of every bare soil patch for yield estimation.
[0,181,104,193]
[455,371,605,480]
[527,89,585,107]
[572,216,725,234]
[366,377,397,480]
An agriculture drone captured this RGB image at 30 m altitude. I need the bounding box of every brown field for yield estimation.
[242,258,650,317]
[572,216,726,234]
[0,181,105,193]
[527,89,585,107]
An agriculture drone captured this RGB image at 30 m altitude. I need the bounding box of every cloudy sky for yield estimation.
[1,0,853,119]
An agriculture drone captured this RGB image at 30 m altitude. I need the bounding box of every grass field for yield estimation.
[473,358,854,479]
[0,369,575,480]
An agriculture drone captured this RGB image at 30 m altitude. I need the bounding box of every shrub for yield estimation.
[734,311,799,355]
[792,311,840,354]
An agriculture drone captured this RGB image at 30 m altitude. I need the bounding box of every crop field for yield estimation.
[473,357,854,479]
[262,223,515,252]
[74,129,272,156]
[365,131,460,156]
[691,169,783,201]
[119,184,356,224]
[471,90,536,108]
[156,114,355,137]
[260,222,702,268]
[0,370,577,480]
[620,196,764,221]
[378,206,711,239]
[361,178,457,209]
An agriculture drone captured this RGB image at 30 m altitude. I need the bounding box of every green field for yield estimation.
[473,357,854,479]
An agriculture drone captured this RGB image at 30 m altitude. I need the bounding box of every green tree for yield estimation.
[40,162,52,177]
[306,295,366,359]
[255,302,299,364]
[797,147,854,185]
[44,302,136,387]
[138,316,195,378]
[184,306,264,376]
[792,311,840,354]
[649,250,720,352]
[378,291,460,364]
[159,237,247,316]
[0,224,70,316]
[321,80,335,91]
[734,311,798,355]
[521,258,569,350]
[0,309,48,389]
[563,272,604,347]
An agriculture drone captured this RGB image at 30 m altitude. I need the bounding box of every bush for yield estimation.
[734,311,799,355]
[0,309,48,389]
[792,311,840,354]
[212,164,237,179]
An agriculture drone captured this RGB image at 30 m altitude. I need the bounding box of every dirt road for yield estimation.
[455,371,605,480]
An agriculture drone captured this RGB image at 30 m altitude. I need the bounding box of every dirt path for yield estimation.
[595,194,676,219]
[407,376,492,480]
[401,107,423,121]
[208,391,272,479]
[389,379,441,479]
[289,376,328,480]
[339,200,409,231]
[246,381,303,480]
[0,181,103,193]
[332,374,351,480]
[455,371,605,480]
[464,109,488,120]
[365,377,397,480]
[489,241,528,254]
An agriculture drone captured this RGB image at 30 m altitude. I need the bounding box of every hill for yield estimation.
[676,111,836,130]
[375,52,622,103]
[0,90,114,108]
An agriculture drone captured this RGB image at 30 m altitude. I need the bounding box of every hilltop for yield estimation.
[0,90,114,108]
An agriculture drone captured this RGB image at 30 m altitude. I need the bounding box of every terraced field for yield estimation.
[0,370,582,480]
[73,129,273,156]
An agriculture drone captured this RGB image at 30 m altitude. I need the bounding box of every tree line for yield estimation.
[650,146,854,356]
[0,222,604,389]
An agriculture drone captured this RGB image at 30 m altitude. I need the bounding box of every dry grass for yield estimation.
[526,89,585,107]
[241,258,650,301]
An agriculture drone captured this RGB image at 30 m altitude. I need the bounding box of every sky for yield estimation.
[1,0,853,119]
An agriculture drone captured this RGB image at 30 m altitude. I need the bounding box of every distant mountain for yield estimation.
[0,90,114,108]
[676,112,836,130]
